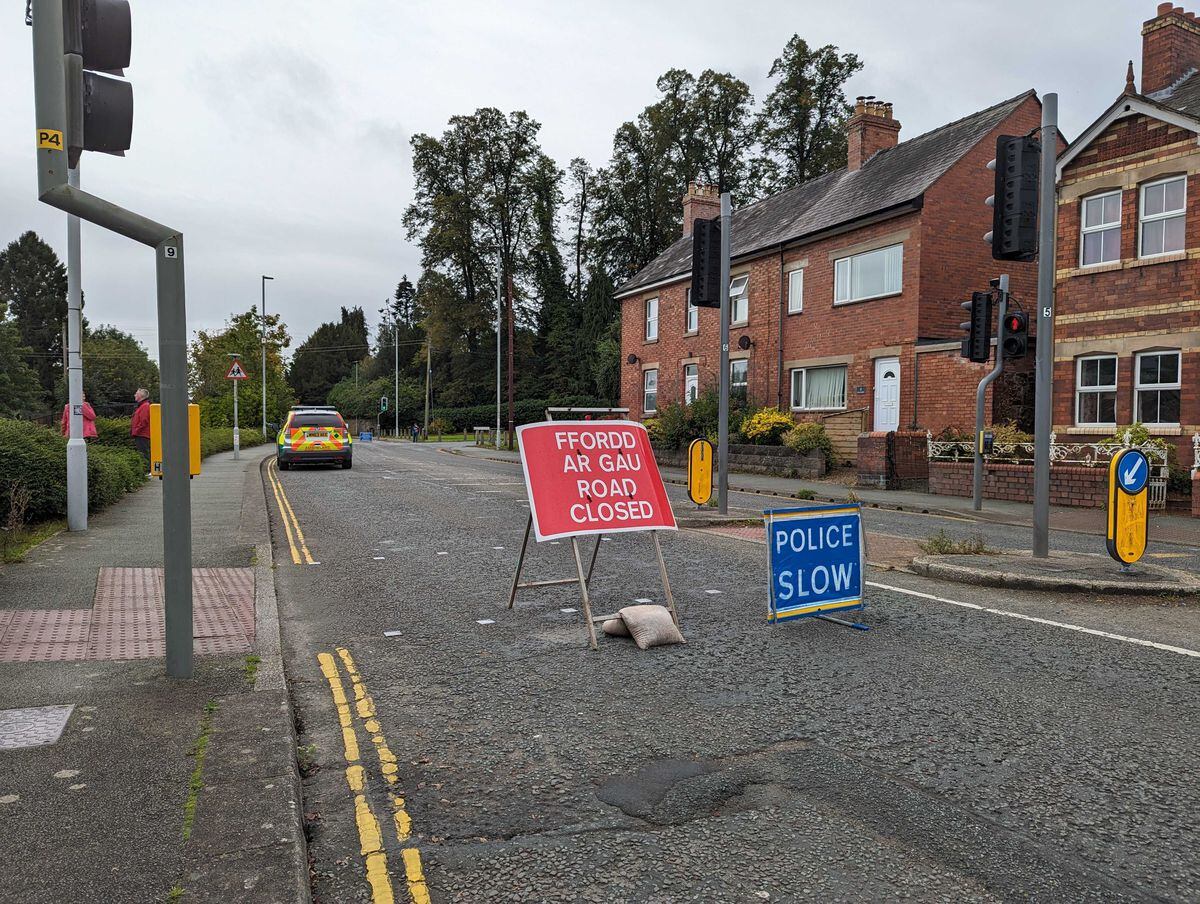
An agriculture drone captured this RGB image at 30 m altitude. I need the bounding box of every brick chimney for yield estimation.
[1142,3,1200,95]
[682,182,720,238]
[847,96,901,171]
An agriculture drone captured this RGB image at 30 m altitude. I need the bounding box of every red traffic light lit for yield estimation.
[1005,313,1027,333]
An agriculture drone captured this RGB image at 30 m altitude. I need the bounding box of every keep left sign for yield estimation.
[516,420,677,542]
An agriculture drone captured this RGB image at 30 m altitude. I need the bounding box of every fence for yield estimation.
[927,430,1169,510]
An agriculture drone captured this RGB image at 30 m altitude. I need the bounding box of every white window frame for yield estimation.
[685,288,698,333]
[729,274,749,325]
[789,365,848,412]
[1134,350,1182,426]
[787,268,804,314]
[1080,190,1122,267]
[730,359,748,399]
[833,243,903,305]
[1074,354,1118,427]
[683,363,699,404]
[1138,175,1187,259]
[642,368,658,414]
[644,297,658,341]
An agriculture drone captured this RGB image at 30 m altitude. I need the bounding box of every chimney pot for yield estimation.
[682,181,721,239]
[1158,1,1173,12]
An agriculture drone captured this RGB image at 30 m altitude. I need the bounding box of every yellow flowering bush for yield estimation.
[739,407,795,445]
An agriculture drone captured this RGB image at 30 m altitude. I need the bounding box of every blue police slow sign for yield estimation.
[765,504,865,623]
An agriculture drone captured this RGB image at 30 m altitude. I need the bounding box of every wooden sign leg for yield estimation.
[508,514,533,609]
[570,537,599,650]
[652,530,681,628]
[585,534,602,585]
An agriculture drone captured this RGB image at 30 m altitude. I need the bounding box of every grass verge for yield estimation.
[1,518,66,564]
[919,529,993,556]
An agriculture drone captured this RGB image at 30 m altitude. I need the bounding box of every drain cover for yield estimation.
[0,705,75,750]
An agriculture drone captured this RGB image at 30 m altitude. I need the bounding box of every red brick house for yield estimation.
[616,92,1044,460]
[1054,2,1200,474]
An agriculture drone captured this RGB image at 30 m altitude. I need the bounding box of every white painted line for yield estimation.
[436,551,448,556]
[866,580,1200,659]
[549,541,560,545]
[705,589,724,595]
[492,546,505,550]
[476,619,495,625]
[373,556,385,561]
[634,598,653,604]
[383,630,403,637]
[560,607,577,614]
[308,561,321,566]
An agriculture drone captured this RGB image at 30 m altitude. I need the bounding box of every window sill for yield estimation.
[787,308,803,316]
[1130,250,1187,268]
[1138,424,1183,435]
[1076,260,1123,274]
[833,289,903,307]
[1065,425,1115,434]
[642,338,659,345]
[730,320,749,328]
[683,330,699,338]
[790,407,847,413]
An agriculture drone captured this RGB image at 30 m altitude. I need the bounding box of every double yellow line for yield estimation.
[318,648,430,904]
[267,458,316,565]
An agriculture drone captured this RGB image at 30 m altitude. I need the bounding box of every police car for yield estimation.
[276,406,352,470]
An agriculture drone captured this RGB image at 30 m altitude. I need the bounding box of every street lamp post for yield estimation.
[228,352,242,460]
[261,275,274,437]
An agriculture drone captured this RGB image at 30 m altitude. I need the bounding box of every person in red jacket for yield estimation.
[60,392,97,439]
[130,388,151,470]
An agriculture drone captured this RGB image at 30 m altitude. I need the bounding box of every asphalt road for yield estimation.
[270,440,1200,903]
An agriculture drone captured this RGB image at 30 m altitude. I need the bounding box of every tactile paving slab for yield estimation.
[0,705,75,750]
[0,567,255,663]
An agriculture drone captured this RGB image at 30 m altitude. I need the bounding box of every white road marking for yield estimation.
[492,546,505,550]
[373,556,385,561]
[383,630,403,637]
[634,598,653,604]
[705,589,724,595]
[436,551,448,556]
[866,580,1200,659]
[476,619,495,625]
[560,608,577,613]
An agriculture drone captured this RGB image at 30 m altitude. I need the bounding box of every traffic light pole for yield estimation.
[717,192,731,514]
[972,277,1008,511]
[66,163,87,531]
[1033,93,1059,558]
[33,0,193,678]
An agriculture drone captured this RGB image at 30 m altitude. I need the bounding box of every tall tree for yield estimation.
[369,277,427,384]
[0,231,67,398]
[755,37,863,193]
[689,69,757,198]
[287,306,370,405]
[0,322,44,417]
[189,308,294,428]
[566,158,594,301]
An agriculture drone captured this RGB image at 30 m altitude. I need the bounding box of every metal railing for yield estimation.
[927,430,1170,510]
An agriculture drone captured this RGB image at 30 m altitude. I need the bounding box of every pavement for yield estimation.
[268,440,1200,902]
[0,448,309,904]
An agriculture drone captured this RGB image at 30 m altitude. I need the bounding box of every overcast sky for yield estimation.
[0,1,1144,361]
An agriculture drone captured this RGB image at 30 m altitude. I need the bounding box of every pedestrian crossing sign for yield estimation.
[225,360,249,380]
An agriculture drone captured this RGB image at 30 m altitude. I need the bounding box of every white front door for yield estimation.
[873,357,900,432]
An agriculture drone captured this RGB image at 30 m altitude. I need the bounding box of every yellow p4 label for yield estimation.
[37,128,63,150]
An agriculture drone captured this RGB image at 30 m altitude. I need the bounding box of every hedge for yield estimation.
[0,417,268,528]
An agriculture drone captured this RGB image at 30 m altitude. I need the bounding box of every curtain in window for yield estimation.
[805,366,846,409]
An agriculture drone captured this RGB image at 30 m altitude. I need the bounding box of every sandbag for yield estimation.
[616,605,685,650]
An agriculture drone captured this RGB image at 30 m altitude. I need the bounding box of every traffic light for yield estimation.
[1001,311,1028,359]
[984,134,1040,261]
[63,0,133,167]
[960,290,993,363]
[690,216,722,308]
[380,396,388,412]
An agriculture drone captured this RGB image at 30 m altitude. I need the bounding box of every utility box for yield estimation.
[150,403,201,478]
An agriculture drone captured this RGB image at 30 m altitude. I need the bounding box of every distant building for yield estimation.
[616,91,1044,462]
[1055,2,1199,471]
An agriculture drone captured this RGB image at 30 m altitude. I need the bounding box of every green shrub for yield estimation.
[199,427,266,458]
[782,422,835,469]
[94,416,138,451]
[740,407,794,445]
[427,396,613,432]
[88,445,146,510]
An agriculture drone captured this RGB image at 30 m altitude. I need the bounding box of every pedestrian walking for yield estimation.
[411,423,420,443]
[131,388,152,473]
[60,392,97,439]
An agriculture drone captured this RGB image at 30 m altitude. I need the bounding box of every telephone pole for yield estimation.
[506,273,515,450]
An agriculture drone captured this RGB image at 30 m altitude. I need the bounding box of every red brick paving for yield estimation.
[0,567,255,663]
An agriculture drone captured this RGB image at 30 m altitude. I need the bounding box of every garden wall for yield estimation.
[856,432,929,489]
[929,461,1108,508]
[655,443,826,479]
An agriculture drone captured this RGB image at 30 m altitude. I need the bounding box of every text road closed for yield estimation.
[516,420,677,542]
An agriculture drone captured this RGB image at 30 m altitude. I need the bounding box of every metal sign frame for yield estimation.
[508,409,679,649]
[765,503,868,630]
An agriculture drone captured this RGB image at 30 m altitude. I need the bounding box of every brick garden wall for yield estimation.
[929,461,1109,507]
[857,431,929,488]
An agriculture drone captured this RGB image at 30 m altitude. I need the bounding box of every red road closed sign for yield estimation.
[516,420,677,542]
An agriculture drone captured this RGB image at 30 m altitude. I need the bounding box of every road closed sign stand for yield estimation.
[510,418,679,648]
[765,504,869,631]
[1107,448,1150,570]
